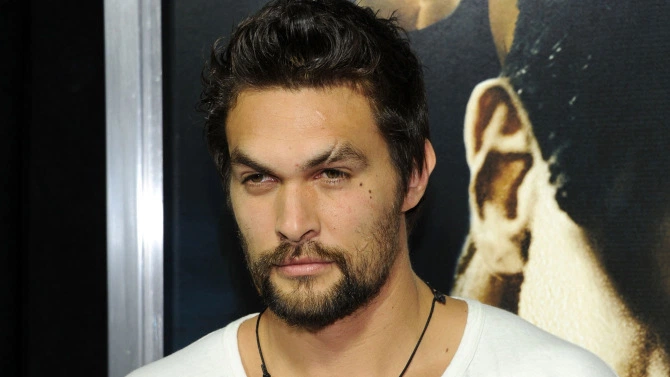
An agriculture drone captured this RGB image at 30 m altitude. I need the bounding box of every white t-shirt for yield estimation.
[128,298,618,376]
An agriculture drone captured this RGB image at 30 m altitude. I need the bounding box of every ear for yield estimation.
[463,78,540,274]
[401,140,436,212]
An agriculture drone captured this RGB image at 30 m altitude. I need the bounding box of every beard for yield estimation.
[241,203,402,331]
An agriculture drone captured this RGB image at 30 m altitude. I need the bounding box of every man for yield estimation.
[452,0,670,376]
[130,0,616,375]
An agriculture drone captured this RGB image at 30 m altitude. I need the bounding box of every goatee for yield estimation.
[243,211,401,331]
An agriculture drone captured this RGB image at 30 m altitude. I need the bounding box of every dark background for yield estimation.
[2,0,108,376]
[162,0,270,355]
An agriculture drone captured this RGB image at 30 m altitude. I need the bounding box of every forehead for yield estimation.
[225,86,385,160]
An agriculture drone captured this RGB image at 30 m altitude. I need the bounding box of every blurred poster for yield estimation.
[361,0,670,376]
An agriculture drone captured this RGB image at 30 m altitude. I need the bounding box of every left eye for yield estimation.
[318,169,349,183]
[321,169,347,179]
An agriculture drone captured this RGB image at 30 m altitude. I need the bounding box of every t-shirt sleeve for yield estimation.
[463,301,619,376]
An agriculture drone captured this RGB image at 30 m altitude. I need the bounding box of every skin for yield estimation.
[225,86,467,377]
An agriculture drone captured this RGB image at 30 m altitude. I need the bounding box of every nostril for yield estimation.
[276,231,290,243]
[276,228,317,245]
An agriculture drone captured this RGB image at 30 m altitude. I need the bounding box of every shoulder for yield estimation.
[126,314,257,377]
[453,299,618,376]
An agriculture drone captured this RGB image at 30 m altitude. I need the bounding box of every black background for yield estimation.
[2,0,108,375]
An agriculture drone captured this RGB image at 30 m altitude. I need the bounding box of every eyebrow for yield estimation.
[302,142,368,170]
[229,142,368,174]
[229,150,276,176]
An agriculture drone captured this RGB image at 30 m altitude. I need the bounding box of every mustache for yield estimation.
[249,241,350,282]
[259,241,349,268]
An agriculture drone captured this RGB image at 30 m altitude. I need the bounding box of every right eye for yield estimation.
[242,173,274,184]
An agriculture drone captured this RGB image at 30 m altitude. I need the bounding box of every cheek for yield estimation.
[320,184,384,237]
[320,197,353,235]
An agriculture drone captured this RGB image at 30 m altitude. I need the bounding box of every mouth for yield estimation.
[274,256,334,277]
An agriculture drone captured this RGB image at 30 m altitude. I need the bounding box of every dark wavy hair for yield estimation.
[199,0,429,204]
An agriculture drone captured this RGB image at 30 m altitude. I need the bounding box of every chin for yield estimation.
[261,271,381,330]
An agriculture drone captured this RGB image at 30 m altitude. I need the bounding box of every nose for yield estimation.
[275,183,319,244]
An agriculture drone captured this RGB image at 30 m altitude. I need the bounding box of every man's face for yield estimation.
[225,86,405,329]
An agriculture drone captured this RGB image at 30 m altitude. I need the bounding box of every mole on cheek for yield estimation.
[359,182,363,187]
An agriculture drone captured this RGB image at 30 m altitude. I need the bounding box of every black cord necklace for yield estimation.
[255,282,446,377]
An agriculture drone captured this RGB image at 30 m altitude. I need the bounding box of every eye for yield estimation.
[323,169,347,179]
[317,169,349,185]
[242,173,275,185]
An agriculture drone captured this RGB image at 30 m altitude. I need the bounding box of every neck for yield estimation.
[259,250,434,377]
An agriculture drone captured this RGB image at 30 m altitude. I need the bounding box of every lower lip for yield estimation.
[276,262,333,277]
